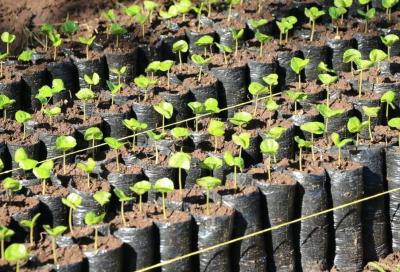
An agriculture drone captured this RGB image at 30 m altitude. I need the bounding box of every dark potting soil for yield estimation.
[288,80,324,94]
[29,183,69,197]
[323,155,362,170]
[278,155,326,175]
[0,63,47,83]
[248,167,297,185]
[165,186,205,203]
[7,133,40,145]
[53,163,86,177]
[241,47,277,64]
[36,122,75,136]
[182,73,218,89]
[214,19,246,30]
[79,235,123,252]
[70,177,110,194]
[155,76,188,95]
[0,195,39,225]
[357,125,399,146]
[189,203,234,217]
[65,106,103,127]
[363,252,400,271]
[103,161,143,175]
[134,203,192,224]
[209,51,250,68]
[110,211,153,229]
[171,63,199,78]
[0,118,22,133]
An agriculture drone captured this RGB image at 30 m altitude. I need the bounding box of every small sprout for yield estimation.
[381,34,399,61]
[84,212,106,251]
[104,137,124,172]
[388,117,400,146]
[109,66,127,85]
[188,98,220,132]
[159,60,175,89]
[130,180,151,213]
[33,160,54,195]
[347,116,369,146]
[106,81,123,105]
[329,6,347,37]
[134,75,157,102]
[62,193,83,236]
[77,158,96,189]
[225,0,240,21]
[229,112,252,132]
[43,106,61,126]
[84,127,103,157]
[171,127,191,151]
[232,132,250,158]
[215,43,232,66]
[3,178,22,200]
[334,0,352,23]
[195,35,214,56]
[56,136,76,175]
[231,29,244,57]
[382,0,398,21]
[15,110,32,139]
[294,136,312,171]
[48,32,63,61]
[248,82,268,116]
[370,49,388,83]
[300,121,325,161]
[357,8,376,33]
[122,118,148,150]
[84,72,100,90]
[168,152,191,197]
[144,1,158,23]
[61,19,79,40]
[15,148,38,174]
[176,0,192,22]
[254,31,272,57]
[159,6,179,27]
[147,131,166,164]
[304,7,325,42]
[17,49,34,63]
[0,226,14,260]
[154,101,173,133]
[196,176,221,215]
[208,119,225,152]
[265,98,280,121]
[263,73,279,96]
[355,58,374,97]
[40,23,54,51]
[172,40,189,71]
[0,95,15,120]
[1,32,16,55]
[192,3,206,31]
[110,23,127,48]
[331,133,352,164]
[0,52,7,77]
[191,54,211,81]
[276,16,297,44]
[318,73,338,106]
[286,91,307,114]
[154,178,174,219]
[248,19,269,30]
[43,225,67,264]
[317,61,336,74]
[223,151,244,190]
[201,156,223,174]
[93,191,111,207]
[381,90,396,123]
[266,126,286,140]
[114,188,134,227]
[75,88,96,122]
[122,4,140,21]
[362,106,380,141]
[19,213,40,246]
[343,48,362,75]
[316,104,345,134]
[78,35,96,60]
[4,243,30,272]
[260,138,279,182]
[291,57,310,89]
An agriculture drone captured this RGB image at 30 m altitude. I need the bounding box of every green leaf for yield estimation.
[294,136,312,148]
[0,94,15,110]
[55,136,77,152]
[266,126,286,140]
[114,188,134,202]
[18,50,34,62]
[317,61,336,73]
[248,82,268,96]
[215,43,232,54]
[172,40,189,53]
[263,74,279,86]
[15,110,32,124]
[366,261,385,272]
[290,57,309,74]
[61,20,79,35]
[134,75,157,89]
[154,101,174,119]
[0,226,14,240]
[369,49,388,63]
[123,4,141,17]
[84,73,100,86]
[196,176,221,190]
[331,132,353,148]
[300,121,325,135]
[232,132,250,149]
[48,32,63,47]
[104,137,124,150]
[316,104,345,118]
[171,127,190,139]
[347,116,369,133]
[43,106,61,118]
[110,23,127,36]
[207,119,225,137]
[33,163,52,179]
[75,88,96,101]
[229,112,252,127]
[84,127,103,141]
[355,58,374,70]
[334,0,353,8]
[3,178,22,192]
[191,54,211,66]
[286,91,307,102]
[61,193,82,209]
[4,244,30,262]
[343,48,362,63]
[93,191,111,206]
[19,213,40,229]
[106,81,123,95]
[40,23,54,35]
[231,29,244,40]
[381,34,399,47]
[329,6,347,20]
[357,8,376,20]
[304,6,325,21]
[362,106,380,117]
[188,101,205,115]
[84,211,105,226]
[260,138,279,155]
[144,0,158,10]
[1,32,16,44]
[19,158,38,171]
[14,148,28,163]
[130,180,151,195]
[382,0,399,8]
[201,156,223,171]
[123,118,148,132]
[146,131,166,141]
[205,98,220,113]
[77,158,96,174]
[154,177,174,193]
[195,35,214,46]
[43,225,67,237]
[158,60,175,72]
[381,90,396,109]
[248,19,269,29]
[265,99,279,111]
[168,152,191,170]
[318,74,338,86]
[388,117,400,130]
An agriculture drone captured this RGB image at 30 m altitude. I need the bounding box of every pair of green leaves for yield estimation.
[154,101,174,119]
[188,98,220,115]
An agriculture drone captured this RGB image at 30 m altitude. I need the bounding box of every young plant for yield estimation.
[286,91,307,114]
[263,73,279,96]
[370,49,388,82]
[334,0,353,23]
[4,243,30,272]
[104,137,124,171]
[159,6,179,28]
[300,121,325,161]
[265,98,280,121]
[77,158,96,189]
[43,225,67,264]
[191,54,211,81]
[130,180,151,213]
[294,136,312,171]
[78,35,96,60]
[176,0,192,22]
[40,23,54,51]
[84,127,103,157]
[17,49,34,63]
[223,151,244,190]
[196,176,221,215]
[19,213,40,246]
[248,82,268,116]
[122,118,148,150]
[201,156,223,176]
[168,152,191,197]
[388,118,400,146]
[254,31,272,57]
[1,32,15,55]
[159,60,175,89]
[382,0,398,21]
[93,191,111,208]
[215,43,232,65]
[109,66,126,86]
[136,12,148,38]
[84,211,105,251]
[248,19,269,31]
[290,57,310,89]
[0,95,15,120]
[381,34,399,61]
[260,138,279,182]
[229,111,252,132]
[154,101,173,133]
[172,40,189,71]
[329,6,347,37]
[144,1,158,23]
[232,132,250,158]
[110,23,127,48]
[208,119,225,153]
[380,90,396,123]
[122,4,140,23]
[33,160,54,195]
[304,7,325,42]
[15,110,32,140]
[154,178,174,219]
[171,128,190,151]
[318,73,338,106]
[357,7,376,33]
[347,116,369,146]
[55,135,76,175]
[3,178,22,202]
[84,73,100,91]
[265,126,287,141]
[147,131,166,164]
[231,29,244,57]
[61,19,79,41]
[188,98,220,132]
[106,81,123,106]
[134,75,157,102]
[331,133,352,164]
[195,35,214,57]
[61,193,82,236]
[362,106,380,141]
[75,88,96,122]
[343,48,362,75]
[48,32,63,61]
[316,104,345,134]
[43,106,61,126]
[276,16,297,44]
[192,2,205,31]
[355,58,373,97]
[225,0,240,21]
[114,188,134,227]
[15,148,38,180]
[0,52,7,77]
[0,226,14,260]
